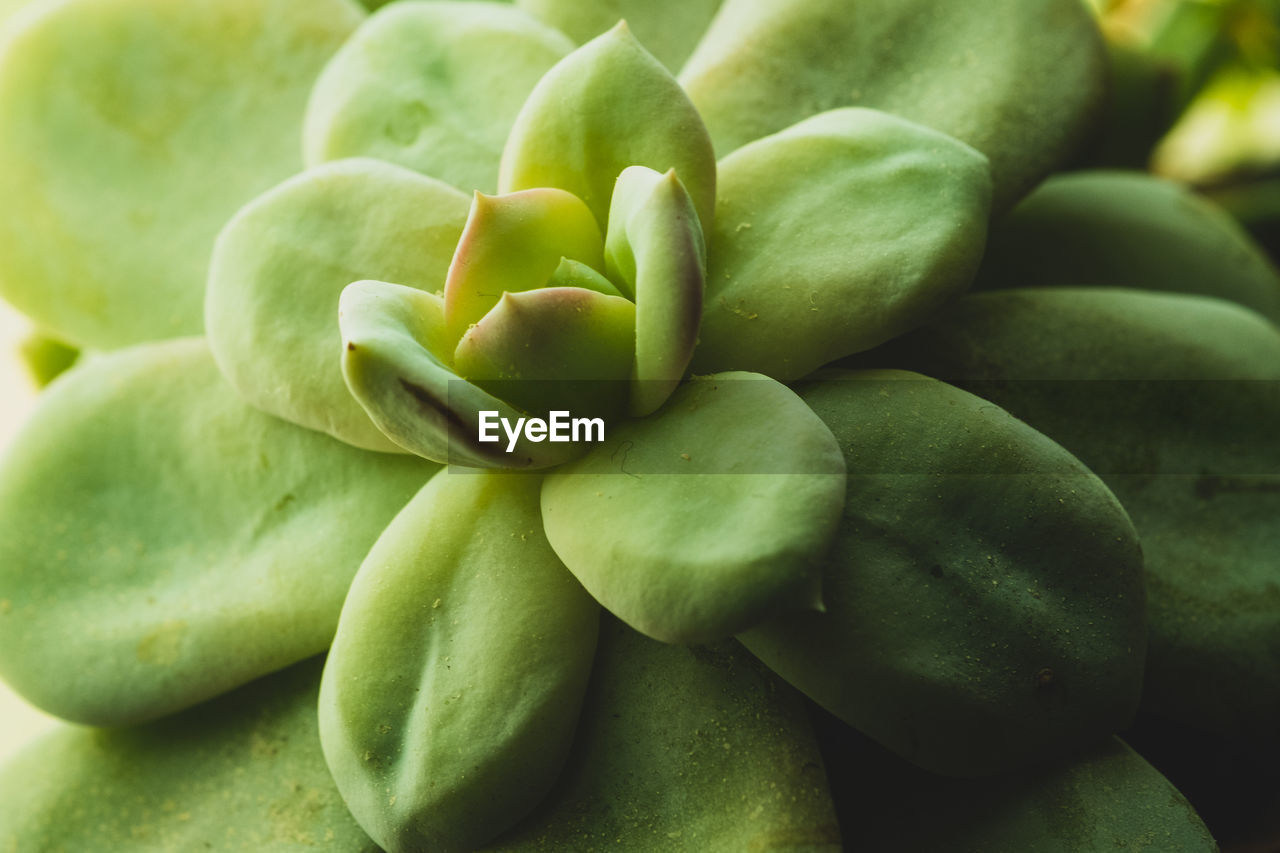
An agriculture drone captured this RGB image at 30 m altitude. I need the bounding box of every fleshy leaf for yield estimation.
[454,287,636,419]
[320,469,599,853]
[541,372,845,644]
[17,329,77,388]
[206,158,470,452]
[679,0,1105,211]
[305,2,572,194]
[0,0,362,349]
[690,108,990,381]
[0,659,380,852]
[544,256,625,298]
[341,279,579,469]
[974,171,1280,323]
[444,187,604,342]
[486,617,842,851]
[498,21,716,232]
[739,370,1147,777]
[862,288,1280,746]
[824,726,1215,851]
[0,339,436,725]
[604,166,705,416]
[514,0,724,72]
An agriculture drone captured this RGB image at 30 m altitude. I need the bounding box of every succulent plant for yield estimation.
[0,0,1275,850]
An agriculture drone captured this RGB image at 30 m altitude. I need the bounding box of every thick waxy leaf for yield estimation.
[515,0,723,72]
[739,370,1146,777]
[690,108,990,381]
[863,288,1280,745]
[541,372,845,643]
[341,279,580,468]
[0,339,436,725]
[604,166,705,415]
[679,0,1105,211]
[454,287,636,418]
[207,158,469,452]
[821,723,1214,852]
[498,22,716,231]
[0,0,362,349]
[305,2,572,194]
[17,330,77,388]
[444,188,604,342]
[975,171,1280,323]
[0,660,379,852]
[486,617,842,851]
[544,256,624,297]
[320,470,599,853]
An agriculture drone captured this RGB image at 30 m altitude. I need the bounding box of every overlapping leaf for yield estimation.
[690,108,990,380]
[542,372,845,643]
[206,158,469,452]
[487,617,842,851]
[862,288,1280,744]
[975,171,1280,322]
[0,339,436,725]
[499,22,716,231]
[740,370,1147,777]
[0,0,363,348]
[679,0,1105,210]
[305,1,572,194]
[0,659,379,852]
[320,469,598,852]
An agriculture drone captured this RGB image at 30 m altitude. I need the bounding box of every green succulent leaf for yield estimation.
[498,21,716,232]
[0,0,362,349]
[828,729,1215,851]
[486,617,842,851]
[543,256,625,298]
[541,372,845,644]
[340,279,578,469]
[514,0,723,73]
[454,287,636,419]
[305,1,572,194]
[678,0,1105,211]
[0,659,380,852]
[0,339,436,726]
[604,166,705,416]
[739,370,1147,777]
[975,171,1280,323]
[444,187,604,343]
[863,288,1280,746]
[206,158,470,453]
[690,108,990,381]
[17,330,78,388]
[320,469,599,853]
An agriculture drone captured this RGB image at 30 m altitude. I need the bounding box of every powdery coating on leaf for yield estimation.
[320,470,599,853]
[305,2,573,195]
[0,0,363,349]
[0,338,437,725]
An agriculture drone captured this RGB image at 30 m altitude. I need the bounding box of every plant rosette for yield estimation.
[0,0,1268,850]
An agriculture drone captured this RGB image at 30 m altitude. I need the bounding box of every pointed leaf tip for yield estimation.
[498,22,716,233]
